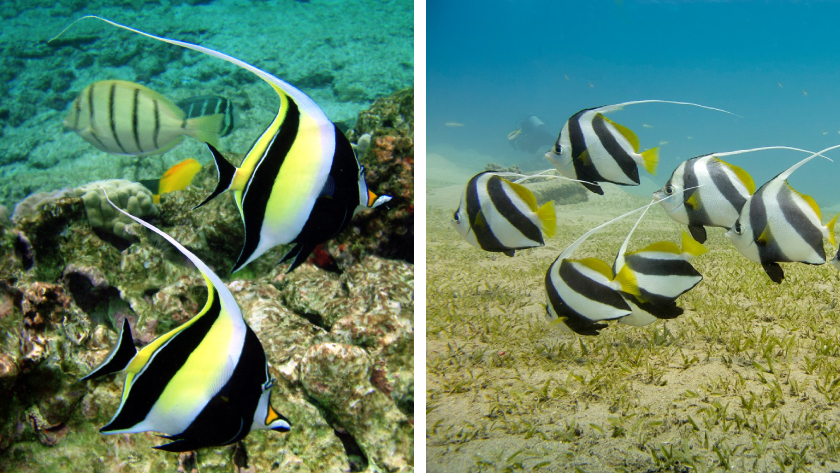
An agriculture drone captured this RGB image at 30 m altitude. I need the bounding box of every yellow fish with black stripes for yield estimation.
[52,16,393,273]
[81,190,290,452]
[64,80,222,156]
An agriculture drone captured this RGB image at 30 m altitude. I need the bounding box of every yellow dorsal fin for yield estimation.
[827,213,838,248]
[536,200,556,237]
[600,114,640,152]
[685,189,701,210]
[787,183,822,221]
[570,257,614,280]
[681,230,708,257]
[614,265,641,297]
[505,179,538,211]
[718,158,756,194]
[640,147,659,175]
[633,241,681,255]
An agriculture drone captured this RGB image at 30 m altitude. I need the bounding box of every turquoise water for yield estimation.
[428,0,840,207]
[0,0,413,213]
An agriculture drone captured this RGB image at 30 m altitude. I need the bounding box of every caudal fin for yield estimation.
[80,318,137,381]
[536,200,556,238]
[183,114,223,148]
[827,213,838,247]
[640,147,659,175]
[194,143,238,210]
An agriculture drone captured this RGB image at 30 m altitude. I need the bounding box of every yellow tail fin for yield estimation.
[184,114,224,148]
[827,213,838,247]
[640,147,659,175]
[536,200,556,237]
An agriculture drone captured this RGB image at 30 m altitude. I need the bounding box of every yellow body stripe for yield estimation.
[233,84,291,191]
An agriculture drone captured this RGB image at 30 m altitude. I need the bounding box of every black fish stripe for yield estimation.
[560,260,629,311]
[682,159,708,226]
[187,101,197,118]
[709,159,747,216]
[222,98,233,135]
[102,287,225,432]
[622,291,684,319]
[545,261,607,336]
[778,185,825,260]
[749,187,782,262]
[567,110,607,184]
[72,96,81,130]
[591,114,639,184]
[626,254,701,278]
[487,175,543,244]
[87,82,96,127]
[109,83,128,154]
[235,97,301,269]
[132,87,142,154]
[466,174,507,252]
[153,99,161,150]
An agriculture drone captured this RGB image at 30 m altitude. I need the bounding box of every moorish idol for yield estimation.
[81,191,290,452]
[726,146,840,283]
[544,100,735,195]
[451,172,556,256]
[52,17,392,274]
[139,158,202,204]
[655,147,829,243]
[64,80,222,156]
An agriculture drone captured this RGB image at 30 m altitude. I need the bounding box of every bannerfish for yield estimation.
[81,191,290,452]
[176,95,241,137]
[507,129,522,141]
[545,100,735,195]
[612,207,707,326]
[544,201,660,335]
[654,147,825,243]
[52,16,393,273]
[832,251,840,271]
[139,158,203,204]
[451,172,556,256]
[64,80,222,156]
[726,147,840,283]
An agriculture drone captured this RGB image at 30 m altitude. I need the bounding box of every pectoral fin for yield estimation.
[80,318,137,381]
[762,262,784,284]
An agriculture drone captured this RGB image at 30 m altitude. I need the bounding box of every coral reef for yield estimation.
[345,87,414,264]
[74,179,158,242]
[0,164,414,471]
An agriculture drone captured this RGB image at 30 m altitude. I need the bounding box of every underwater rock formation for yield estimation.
[346,87,414,264]
[0,157,413,471]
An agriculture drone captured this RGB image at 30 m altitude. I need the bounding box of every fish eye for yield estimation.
[664,185,675,196]
[554,144,563,155]
[734,223,744,235]
[453,210,460,223]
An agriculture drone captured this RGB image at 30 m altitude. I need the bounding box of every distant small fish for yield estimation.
[588,82,594,88]
[564,74,570,81]
[778,82,783,89]
[658,140,668,146]
[452,172,556,256]
[726,146,840,283]
[507,128,522,141]
[824,131,829,135]
[803,90,808,96]
[445,121,465,127]
[82,191,290,451]
[176,95,241,137]
[64,80,222,156]
[642,124,654,129]
[545,100,735,195]
[139,158,202,204]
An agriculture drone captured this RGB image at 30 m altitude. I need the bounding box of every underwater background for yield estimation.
[0,0,414,471]
[427,0,840,471]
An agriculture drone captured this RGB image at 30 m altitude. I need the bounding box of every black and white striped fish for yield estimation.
[832,250,840,271]
[612,211,707,326]
[452,172,556,256]
[82,191,290,451]
[545,100,735,195]
[176,95,241,137]
[64,80,222,156]
[726,146,840,283]
[655,147,827,243]
[53,17,393,274]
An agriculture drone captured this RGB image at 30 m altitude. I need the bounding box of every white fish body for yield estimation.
[452,172,555,255]
[725,149,839,283]
[65,80,222,156]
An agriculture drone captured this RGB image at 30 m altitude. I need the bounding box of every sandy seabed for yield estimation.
[426,152,840,472]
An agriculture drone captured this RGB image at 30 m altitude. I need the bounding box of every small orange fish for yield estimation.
[139,158,202,204]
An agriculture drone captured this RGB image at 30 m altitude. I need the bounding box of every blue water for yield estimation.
[428,0,840,207]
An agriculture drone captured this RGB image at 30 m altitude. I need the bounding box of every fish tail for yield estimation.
[614,265,642,298]
[680,230,708,258]
[640,147,659,175]
[277,242,317,273]
[827,213,839,247]
[194,143,237,210]
[183,114,224,149]
[536,200,556,238]
[80,318,137,381]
